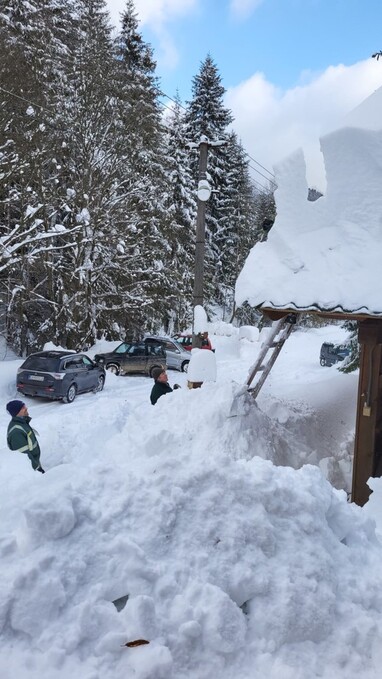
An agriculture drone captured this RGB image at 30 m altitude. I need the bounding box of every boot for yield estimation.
[36,466,45,474]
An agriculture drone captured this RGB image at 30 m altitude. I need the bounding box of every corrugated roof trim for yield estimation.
[258,301,382,318]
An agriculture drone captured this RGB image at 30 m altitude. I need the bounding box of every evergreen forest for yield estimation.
[0,0,276,354]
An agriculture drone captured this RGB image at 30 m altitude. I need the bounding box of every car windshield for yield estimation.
[21,356,60,372]
[171,339,184,351]
[115,343,131,354]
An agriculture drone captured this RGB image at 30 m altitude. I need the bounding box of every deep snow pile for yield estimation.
[1,325,382,679]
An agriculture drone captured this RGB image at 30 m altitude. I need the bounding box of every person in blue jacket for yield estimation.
[6,400,45,473]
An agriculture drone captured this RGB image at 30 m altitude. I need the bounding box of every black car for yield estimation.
[320,342,350,367]
[94,341,166,376]
[17,351,106,403]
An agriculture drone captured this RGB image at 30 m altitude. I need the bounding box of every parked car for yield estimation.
[172,333,214,352]
[144,336,190,372]
[17,351,106,403]
[94,341,166,376]
[320,342,350,367]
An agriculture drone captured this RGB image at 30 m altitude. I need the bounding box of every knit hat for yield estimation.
[152,367,166,381]
[6,400,25,417]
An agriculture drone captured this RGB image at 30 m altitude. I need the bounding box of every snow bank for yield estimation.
[1,326,382,679]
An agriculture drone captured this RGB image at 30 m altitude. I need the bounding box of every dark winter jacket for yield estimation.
[7,415,41,470]
[150,381,173,405]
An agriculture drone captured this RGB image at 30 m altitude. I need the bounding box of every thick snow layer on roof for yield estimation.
[236,87,382,316]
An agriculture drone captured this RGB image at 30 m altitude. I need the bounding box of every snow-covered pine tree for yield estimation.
[212,131,261,319]
[338,320,360,373]
[163,93,197,332]
[112,0,174,338]
[233,180,276,325]
[35,0,126,350]
[184,54,234,312]
[0,0,80,353]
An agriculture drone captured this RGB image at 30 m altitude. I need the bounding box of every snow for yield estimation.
[187,347,217,382]
[235,86,382,317]
[2,324,382,678]
[193,304,208,334]
[238,325,259,342]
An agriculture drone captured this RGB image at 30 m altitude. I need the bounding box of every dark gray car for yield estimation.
[320,342,350,367]
[17,351,106,403]
[94,341,166,376]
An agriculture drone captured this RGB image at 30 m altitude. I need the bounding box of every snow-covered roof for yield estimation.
[235,86,382,318]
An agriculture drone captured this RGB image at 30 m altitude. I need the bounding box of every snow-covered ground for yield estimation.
[1,323,382,679]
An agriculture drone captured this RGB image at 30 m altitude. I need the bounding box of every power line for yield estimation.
[0,86,54,114]
[1,85,277,192]
[245,151,275,178]
[158,99,176,115]
[248,163,277,189]
[249,176,272,193]
[158,89,277,183]
[157,90,188,112]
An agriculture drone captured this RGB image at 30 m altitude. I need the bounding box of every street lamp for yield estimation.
[197,178,211,202]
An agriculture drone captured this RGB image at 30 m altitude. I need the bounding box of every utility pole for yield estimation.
[193,137,209,310]
[189,136,225,349]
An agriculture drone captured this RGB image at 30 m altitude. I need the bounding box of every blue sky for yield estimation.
[107,0,382,189]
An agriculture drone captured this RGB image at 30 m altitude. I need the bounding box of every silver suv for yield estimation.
[144,336,190,373]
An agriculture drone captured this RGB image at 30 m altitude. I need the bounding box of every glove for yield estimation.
[173,384,181,390]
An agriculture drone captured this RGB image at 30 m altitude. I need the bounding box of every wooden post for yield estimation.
[187,381,203,390]
[193,140,209,311]
[351,320,382,505]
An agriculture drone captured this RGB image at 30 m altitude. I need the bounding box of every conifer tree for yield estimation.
[112,0,173,337]
[185,57,234,302]
[164,94,197,331]
[38,0,122,349]
[185,55,261,318]
[0,0,79,352]
[214,131,260,319]
[338,320,360,373]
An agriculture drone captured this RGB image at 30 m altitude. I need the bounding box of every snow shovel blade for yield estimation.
[228,385,251,418]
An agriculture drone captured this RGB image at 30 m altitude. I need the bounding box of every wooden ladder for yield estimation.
[246,315,297,400]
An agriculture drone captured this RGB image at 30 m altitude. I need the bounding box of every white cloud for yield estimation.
[106,0,198,25]
[133,0,198,25]
[230,0,264,20]
[226,60,382,191]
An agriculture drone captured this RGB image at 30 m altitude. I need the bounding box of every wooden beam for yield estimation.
[352,342,382,506]
[259,305,382,323]
[358,319,382,344]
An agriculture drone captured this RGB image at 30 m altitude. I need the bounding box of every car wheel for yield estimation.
[63,383,77,403]
[181,361,189,373]
[320,358,326,366]
[93,375,105,392]
[106,363,120,375]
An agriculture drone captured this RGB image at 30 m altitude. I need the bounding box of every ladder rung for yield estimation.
[245,316,298,397]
